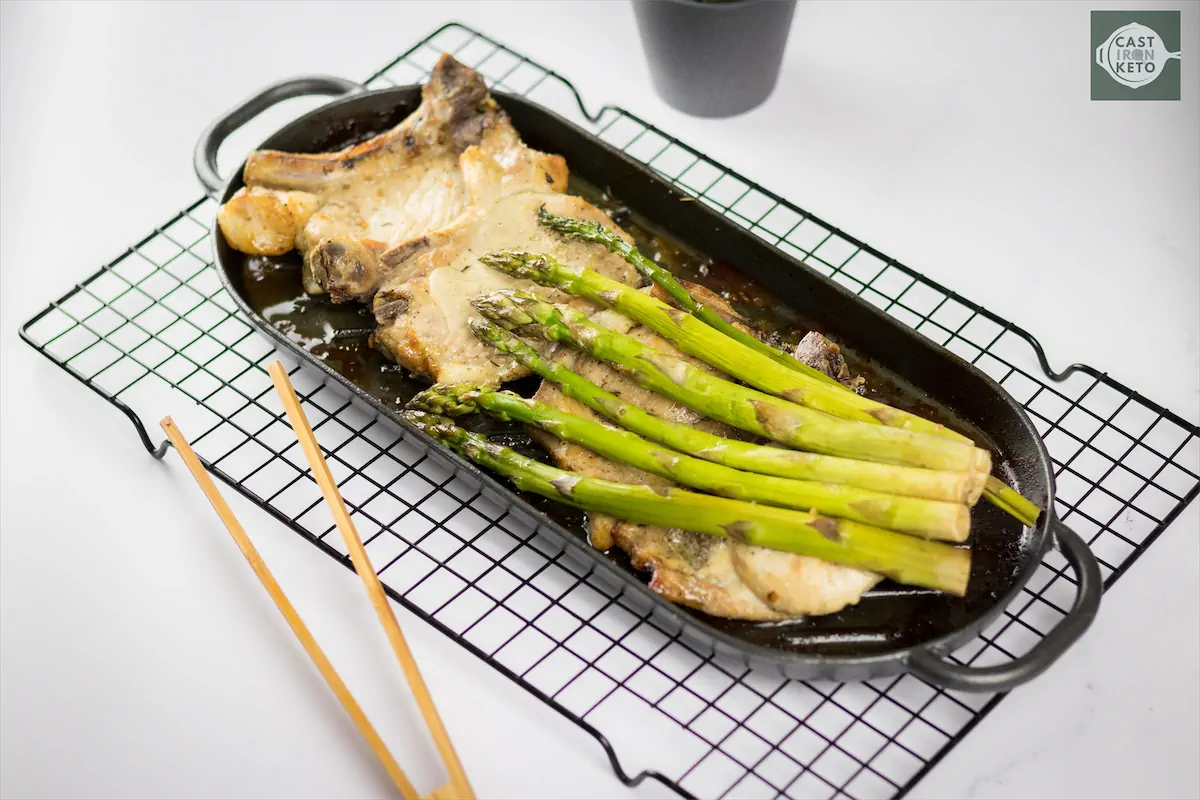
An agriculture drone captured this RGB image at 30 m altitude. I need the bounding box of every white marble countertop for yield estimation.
[2,2,1197,798]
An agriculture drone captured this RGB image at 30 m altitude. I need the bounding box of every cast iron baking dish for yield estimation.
[195,77,1100,691]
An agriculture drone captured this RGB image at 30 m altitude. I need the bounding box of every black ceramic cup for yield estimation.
[632,0,797,117]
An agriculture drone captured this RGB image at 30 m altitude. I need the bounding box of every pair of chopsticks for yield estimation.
[160,360,473,800]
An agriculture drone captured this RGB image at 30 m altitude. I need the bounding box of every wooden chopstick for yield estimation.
[267,361,475,800]
[159,417,420,800]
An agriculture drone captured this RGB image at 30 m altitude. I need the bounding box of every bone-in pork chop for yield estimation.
[531,295,881,621]
[217,53,567,288]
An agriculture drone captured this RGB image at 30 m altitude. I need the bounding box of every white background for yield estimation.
[2,1,1197,798]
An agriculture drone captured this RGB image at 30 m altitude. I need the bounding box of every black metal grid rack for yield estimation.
[20,23,1199,800]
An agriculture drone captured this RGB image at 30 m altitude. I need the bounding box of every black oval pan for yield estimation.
[195,78,1101,691]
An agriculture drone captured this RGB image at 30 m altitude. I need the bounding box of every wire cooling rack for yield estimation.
[20,22,1200,800]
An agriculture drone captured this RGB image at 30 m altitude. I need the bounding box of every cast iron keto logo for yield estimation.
[1096,22,1181,88]
[1091,11,1181,100]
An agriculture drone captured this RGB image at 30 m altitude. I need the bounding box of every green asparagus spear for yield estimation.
[984,476,1041,527]
[473,290,991,473]
[410,384,972,541]
[468,317,987,504]
[403,411,971,595]
[535,205,846,387]
[533,210,1037,527]
[480,250,971,444]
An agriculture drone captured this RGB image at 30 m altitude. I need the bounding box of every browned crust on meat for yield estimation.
[612,524,784,622]
[369,325,430,377]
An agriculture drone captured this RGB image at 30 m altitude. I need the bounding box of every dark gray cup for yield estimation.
[633,0,797,117]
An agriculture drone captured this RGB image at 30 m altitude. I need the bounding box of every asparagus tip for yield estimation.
[406,384,482,417]
[479,250,556,285]
[401,409,456,441]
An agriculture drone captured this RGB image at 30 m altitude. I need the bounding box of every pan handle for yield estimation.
[907,516,1102,693]
[193,76,362,195]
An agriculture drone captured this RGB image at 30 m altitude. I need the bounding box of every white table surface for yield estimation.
[2,2,1197,798]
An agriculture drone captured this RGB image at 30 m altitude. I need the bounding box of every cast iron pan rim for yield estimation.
[207,82,1059,673]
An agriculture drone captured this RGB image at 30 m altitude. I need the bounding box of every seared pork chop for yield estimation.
[217,53,568,289]
[532,295,881,621]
